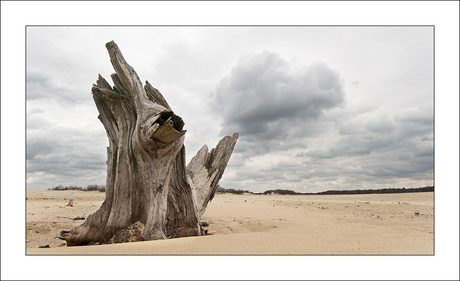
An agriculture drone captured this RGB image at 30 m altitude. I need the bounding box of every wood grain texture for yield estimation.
[60,41,237,246]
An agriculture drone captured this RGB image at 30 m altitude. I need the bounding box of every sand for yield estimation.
[25,189,433,255]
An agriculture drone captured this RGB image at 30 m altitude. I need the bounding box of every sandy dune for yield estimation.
[26,189,433,255]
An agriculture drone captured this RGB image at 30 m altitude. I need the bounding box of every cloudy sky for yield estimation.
[2,2,459,280]
[25,26,434,192]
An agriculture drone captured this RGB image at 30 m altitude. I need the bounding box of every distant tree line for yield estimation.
[314,186,434,195]
[49,184,433,195]
[216,186,434,195]
[216,186,249,195]
[48,184,106,192]
[262,189,299,195]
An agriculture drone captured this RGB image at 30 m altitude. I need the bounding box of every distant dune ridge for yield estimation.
[26,189,433,255]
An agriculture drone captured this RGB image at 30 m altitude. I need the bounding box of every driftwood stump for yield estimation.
[60,41,237,246]
[66,192,74,207]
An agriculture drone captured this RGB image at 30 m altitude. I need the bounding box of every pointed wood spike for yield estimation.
[186,133,238,217]
[105,41,148,109]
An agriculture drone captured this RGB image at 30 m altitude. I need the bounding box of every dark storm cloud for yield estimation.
[299,105,433,158]
[27,139,58,161]
[27,122,107,188]
[294,107,433,185]
[210,51,345,156]
[394,106,433,140]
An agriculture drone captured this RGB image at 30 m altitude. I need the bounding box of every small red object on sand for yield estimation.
[207,231,216,235]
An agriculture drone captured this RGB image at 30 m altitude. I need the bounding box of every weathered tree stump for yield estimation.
[66,192,74,207]
[60,41,237,246]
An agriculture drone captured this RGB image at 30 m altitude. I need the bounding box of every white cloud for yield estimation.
[210,51,345,156]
